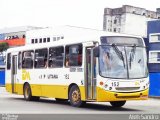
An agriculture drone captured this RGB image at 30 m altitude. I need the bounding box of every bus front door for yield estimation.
[86,48,97,100]
[11,55,17,93]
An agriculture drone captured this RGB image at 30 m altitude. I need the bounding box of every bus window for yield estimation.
[39,38,42,43]
[35,48,48,68]
[49,46,64,68]
[7,53,11,70]
[47,37,50,42]
[65,44,82,67]
[18,52,22,69]
[22,51,34,69]
[43,38,46,43]
[31,39,34,44]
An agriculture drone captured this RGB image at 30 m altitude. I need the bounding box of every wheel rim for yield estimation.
[72,89,80,104]
[25,86,29,99]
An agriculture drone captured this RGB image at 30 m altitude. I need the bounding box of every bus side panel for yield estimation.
[6,83,12,93]
[79,86,86,101]
[41,85,68,99]
[30,84,42,97]
[5,69,12,93]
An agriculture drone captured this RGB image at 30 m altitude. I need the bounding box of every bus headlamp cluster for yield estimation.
[143,82,149,89]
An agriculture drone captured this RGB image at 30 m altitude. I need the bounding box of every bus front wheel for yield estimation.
[110,101,126,107]
[69,85,85,107]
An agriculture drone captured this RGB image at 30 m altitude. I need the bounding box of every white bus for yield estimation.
[5,27,149,107]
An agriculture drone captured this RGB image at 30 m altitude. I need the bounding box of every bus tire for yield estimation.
[23,84,33,101]
[110,101,126,107]
[23,84,40,101]
[69,85,85,107]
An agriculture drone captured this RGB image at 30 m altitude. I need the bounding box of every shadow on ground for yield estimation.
[11,97,143,112]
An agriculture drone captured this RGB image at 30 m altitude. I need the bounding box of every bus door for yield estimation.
[11,55,17,93]
[86,47,97,100]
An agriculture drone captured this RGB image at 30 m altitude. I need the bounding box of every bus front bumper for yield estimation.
[96,87,149,102]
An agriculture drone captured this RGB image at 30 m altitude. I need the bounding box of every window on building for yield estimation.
[61,36,64,39]
[149,51,160,63]
[57,37,60,40]
[150,34,160,42]
[18,52,22,69]
[22,51,34,69]
[65,44,82,67]
[114,19,117,24]
[49,46,64,68]
[142,13,146,16]
[158,35,160,41]
[113,28,116,32]
[7,53,11,70]
[35,39,38,43]
[118,28,121,33]
[53,37,56,41]
[39,38,42,43]
[43,38,46,43]
[35,48,48,68]
[31,39,34,44]
[157,53,160,61]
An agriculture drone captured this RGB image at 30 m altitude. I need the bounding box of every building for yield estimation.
[103,5,160,37]
[147,19,160,97]
[0,26,42,86]
[0,26,42,47]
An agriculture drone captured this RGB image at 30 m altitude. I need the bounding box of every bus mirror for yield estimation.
[93,47,99,57]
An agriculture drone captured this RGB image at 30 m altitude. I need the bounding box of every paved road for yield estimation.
[0,87,160,114]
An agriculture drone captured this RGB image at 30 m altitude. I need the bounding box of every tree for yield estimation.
[0,42,9,64]
[0,42,9,52]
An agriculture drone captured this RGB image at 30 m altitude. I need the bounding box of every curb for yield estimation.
[149,96,160,99]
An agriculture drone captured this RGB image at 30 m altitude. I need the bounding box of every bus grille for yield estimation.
[115,87,140,91]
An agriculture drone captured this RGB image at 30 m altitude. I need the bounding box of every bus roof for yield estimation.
[7,26,143,53]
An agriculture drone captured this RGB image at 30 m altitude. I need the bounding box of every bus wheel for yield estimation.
[69,85,85,107]
[110,101,126,107]
[23,84,32,101]
[23,84,40,101]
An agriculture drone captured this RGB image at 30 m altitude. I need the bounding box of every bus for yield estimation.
[5,27,149,107]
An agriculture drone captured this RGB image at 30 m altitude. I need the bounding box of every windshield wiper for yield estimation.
[129,44,136,69]
[112,44,125,68]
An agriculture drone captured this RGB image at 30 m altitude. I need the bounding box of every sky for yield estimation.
[0,0,160,30]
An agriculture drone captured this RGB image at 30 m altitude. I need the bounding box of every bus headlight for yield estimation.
[104,84,108,88]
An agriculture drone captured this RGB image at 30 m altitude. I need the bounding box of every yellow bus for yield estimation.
[5,27,149,107]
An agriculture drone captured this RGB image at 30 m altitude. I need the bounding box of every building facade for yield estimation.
[103,5,160,37]
[147,20,160,97]
[0,26,42,86]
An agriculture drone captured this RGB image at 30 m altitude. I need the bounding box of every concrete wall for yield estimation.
[125,13,147,37]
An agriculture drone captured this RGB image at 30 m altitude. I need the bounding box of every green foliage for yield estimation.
[0,42,9,52]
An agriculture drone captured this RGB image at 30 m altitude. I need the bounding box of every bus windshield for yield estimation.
[99,45,148,79]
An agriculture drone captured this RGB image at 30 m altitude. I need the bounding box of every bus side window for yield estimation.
[7,53,11,70]
[65,44,82,67]
[22,51,34,69]
[49,46,64,68]
[18,52,22,69]
[34,48,48,68]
